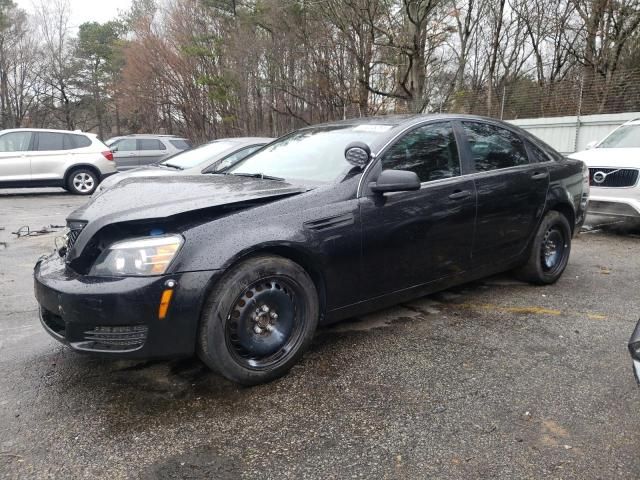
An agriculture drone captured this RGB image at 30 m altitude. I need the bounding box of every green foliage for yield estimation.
[77,21,125,69]
[182,35,223,58]
[196,74,237,104]
[0,0,15,31]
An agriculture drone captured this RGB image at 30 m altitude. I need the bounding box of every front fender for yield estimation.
[172,219,312,273]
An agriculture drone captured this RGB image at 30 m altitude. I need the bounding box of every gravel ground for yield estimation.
[1,188,639,479]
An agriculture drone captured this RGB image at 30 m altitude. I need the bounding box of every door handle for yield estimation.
[531,171,548,180]
[448,190,472,200]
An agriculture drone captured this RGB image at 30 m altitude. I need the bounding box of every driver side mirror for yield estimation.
[110,145,119,152]
[345,141,372,167]
[370,169,421,194]
[585,140,598,150]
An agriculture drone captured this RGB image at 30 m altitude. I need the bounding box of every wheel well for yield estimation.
[225,246,327,322]
[549,203,576,234]
[64,164,101,186]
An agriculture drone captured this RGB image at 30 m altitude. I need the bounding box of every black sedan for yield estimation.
[34,114,589,385]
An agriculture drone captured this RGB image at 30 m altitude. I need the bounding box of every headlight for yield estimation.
[90,235,183,276]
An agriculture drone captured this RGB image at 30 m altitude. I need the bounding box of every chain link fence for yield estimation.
[445,68,640,120]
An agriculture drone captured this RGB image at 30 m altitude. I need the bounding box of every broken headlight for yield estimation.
[90,235,183,276]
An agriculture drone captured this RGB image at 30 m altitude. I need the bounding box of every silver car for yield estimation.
[96,137,273,195]
[0,128,117,195]
[105,134,192,171]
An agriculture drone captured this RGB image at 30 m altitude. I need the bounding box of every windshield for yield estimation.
[598,125,640,148]
[226,125,390,182]
[162,141,238,169]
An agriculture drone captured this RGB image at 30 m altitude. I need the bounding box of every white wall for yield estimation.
[508,112,640,154]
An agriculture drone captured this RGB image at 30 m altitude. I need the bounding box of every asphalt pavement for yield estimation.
[1,188,639,479]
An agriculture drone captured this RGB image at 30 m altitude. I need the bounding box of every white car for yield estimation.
[570,118,640,223]
[95,137,272,195]
[0,128,117,195]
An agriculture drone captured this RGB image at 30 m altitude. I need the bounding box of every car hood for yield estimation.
[67,175,307,261]
[96,166,180,193]
[569,148,640,168]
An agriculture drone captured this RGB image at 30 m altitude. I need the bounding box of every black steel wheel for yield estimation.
[226,277,306,370]
[198,255,319,385]
[515,210,572,285]
[540,226,566,275]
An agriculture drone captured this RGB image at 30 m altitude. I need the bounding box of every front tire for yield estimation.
[515,210,572,285]
[197,255,319,386]
[66,168,98,195]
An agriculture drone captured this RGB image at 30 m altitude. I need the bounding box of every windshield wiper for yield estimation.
[161,163,183,170]
[230,172,285,181]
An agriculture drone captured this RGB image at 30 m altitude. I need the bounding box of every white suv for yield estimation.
[0,128,117,195]
[570,118,640,224]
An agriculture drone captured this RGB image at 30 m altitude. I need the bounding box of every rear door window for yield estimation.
[525,141,552,163]
[113,138,137,151]
[138,139,166,150]
[381,122,461,182]
[36,132,65,151]
[461,122,529,172]
[0,131,33,152]
[64,134,92,149]
[169,139,192,150]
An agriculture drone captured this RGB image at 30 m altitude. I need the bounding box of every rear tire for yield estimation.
[197,255,319,386]
[515,211,572,285]
[66,168,98,195]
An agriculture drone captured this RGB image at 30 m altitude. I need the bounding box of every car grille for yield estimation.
[589,168,639,188]
[82,326,148,351]
[64,221,87,254]
[40,307,65,338]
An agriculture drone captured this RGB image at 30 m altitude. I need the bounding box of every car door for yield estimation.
[0,131,33,183]
[30,132,68,181]
[137,139,168,166]
[359,121,477,299]
[111,138,138,170]
[457,120,549,268]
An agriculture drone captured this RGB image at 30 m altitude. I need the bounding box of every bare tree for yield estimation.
[34,0,78,129]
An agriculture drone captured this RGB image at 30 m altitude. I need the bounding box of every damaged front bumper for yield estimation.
[34,252,218,359]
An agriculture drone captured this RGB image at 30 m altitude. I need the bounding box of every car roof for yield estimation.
[623,118,640,126]
[209,137,274,145]
[293,113,543,153]
[106,135,189,141]
[310,113,522,129]
[0,127,94,136]
[121,134,186,138]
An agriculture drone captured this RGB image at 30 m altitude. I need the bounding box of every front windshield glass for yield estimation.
[226,125,391,182]
[162,141,238,169]
[598,125,640,148]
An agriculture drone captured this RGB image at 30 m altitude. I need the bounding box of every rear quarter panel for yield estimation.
[546,158,588,231]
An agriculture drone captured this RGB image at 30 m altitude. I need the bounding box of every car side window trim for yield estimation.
[452,121,475,175]
[28,131,36,151]
[357,118,546,198]
[378,121,462,183]
[524,139,555,164]
[0,131,35,152]
[456,120,531,174]
[358,120,465,197]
